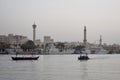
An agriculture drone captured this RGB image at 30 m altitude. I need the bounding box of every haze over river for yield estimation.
[0,54,120,80]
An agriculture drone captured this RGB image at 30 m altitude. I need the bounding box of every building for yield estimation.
[35,39,42,47]
[0,35,9,44]
[0,34,28,45]
[44,36,54,44]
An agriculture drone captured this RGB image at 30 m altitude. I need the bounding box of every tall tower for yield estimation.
[99,35,102,46]
[83,26,87,45]
[32,22,37,43]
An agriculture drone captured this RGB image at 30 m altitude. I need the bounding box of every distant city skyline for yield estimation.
[0,0,120,44]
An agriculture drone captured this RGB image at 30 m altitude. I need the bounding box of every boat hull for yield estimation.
[78,56,89,60]
[11,56,39,60]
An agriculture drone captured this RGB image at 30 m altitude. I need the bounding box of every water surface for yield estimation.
[0,54,120,80]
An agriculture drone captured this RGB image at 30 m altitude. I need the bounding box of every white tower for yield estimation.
[32,22,37,43]
[83,26,87,45]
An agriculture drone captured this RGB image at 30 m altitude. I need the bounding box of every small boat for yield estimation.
[11,56,39,60]
[78,55,89,60]
[78,48,90,60]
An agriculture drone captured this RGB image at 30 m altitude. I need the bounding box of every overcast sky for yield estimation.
[0,0,120,44]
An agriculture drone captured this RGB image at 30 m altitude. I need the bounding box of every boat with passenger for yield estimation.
[78,55,89,60]
[78,47,90,60]
[11,51,39,60]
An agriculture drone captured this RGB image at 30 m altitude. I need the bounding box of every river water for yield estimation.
[0,54,120,80]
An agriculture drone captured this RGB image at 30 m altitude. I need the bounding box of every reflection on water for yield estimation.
[79,62,88,80]
[0,54,120,80]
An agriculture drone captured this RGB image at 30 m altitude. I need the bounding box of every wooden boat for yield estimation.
[11,56,39,60]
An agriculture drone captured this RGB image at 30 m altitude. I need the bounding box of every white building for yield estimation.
[0,35,9,43]
[44,36,54,44]
[35,39,42,46]
[0,34,28,45]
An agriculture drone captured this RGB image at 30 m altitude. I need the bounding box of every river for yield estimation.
[0,54,120,80]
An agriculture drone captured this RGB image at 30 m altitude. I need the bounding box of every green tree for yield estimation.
[21,40,36,51]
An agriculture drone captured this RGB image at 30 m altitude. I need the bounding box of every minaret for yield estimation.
[83,26,87,45]
[32,22,37,43]
[99,35,102,46]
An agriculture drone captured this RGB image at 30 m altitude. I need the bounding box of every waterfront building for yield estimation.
[44,36,54,44]
[35,39,42,47]
[0,34,28,45]
[46,43,59,54]
[0,35,9,44]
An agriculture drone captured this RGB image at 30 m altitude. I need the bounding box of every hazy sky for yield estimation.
[0,0,120,44]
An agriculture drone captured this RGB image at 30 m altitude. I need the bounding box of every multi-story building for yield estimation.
[0,35,9,44]
[0,34,28,45]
